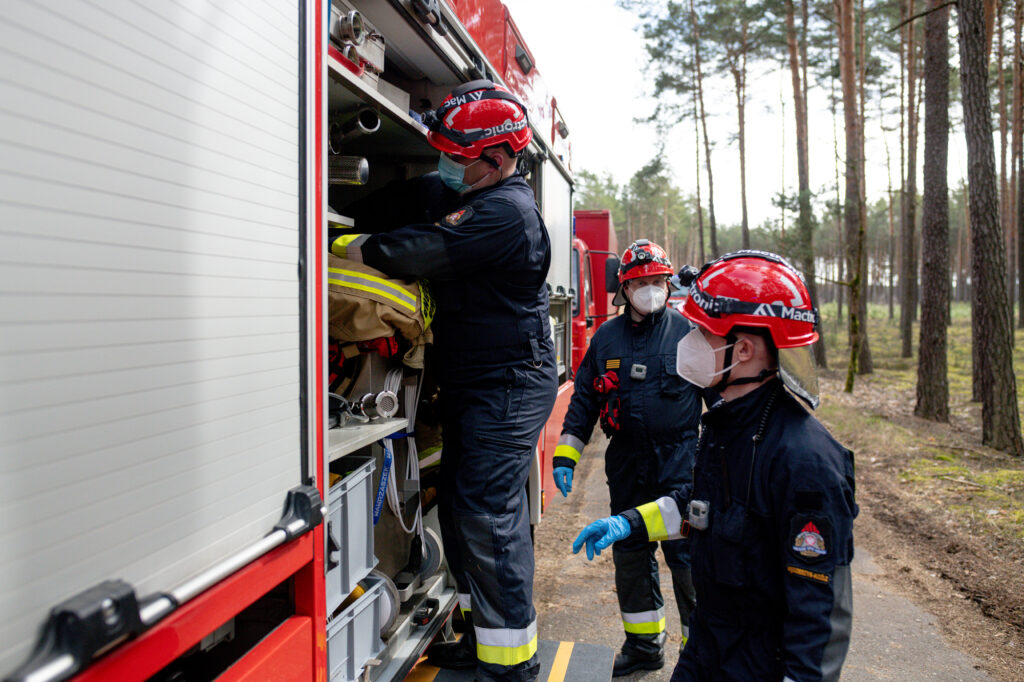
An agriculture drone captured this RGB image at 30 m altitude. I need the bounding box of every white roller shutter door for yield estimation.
[0,0,304,673]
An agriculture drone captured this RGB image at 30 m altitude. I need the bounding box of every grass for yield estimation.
[814,301,1024,543]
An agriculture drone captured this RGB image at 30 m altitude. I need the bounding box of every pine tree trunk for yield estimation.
[785,0,827,367]
[855,0,873,373]
[837,0,865,392]
[735,20,751,250]
[690,0,718,258]
[902,0,919,359]
[998,5,1012,308]
[693,87,706,264]
[916,0,951,422]
[958,0,1024,455]
[1013,0,1023,328]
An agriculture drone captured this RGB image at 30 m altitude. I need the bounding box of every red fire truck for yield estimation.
[0,2,618,681]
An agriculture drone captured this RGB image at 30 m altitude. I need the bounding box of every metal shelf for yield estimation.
[328,418,409,462]
[327,209,354,228]
[370,573,458,682]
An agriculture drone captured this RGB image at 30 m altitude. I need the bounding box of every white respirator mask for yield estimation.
[628,285,668,315]
[676,328,737,388]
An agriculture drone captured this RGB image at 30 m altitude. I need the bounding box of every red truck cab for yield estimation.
[571,209,619,374]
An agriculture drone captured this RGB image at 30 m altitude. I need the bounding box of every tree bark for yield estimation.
[1013,0,1023,327]
[785,0,827,367]
[690,0,718,258]
[692,83,705,264]
[998,4,1012,309]
[901,0,920,359]
[837,0,866,392]
[916,0,951,422]
[958,0,1024,455]
[855,0,873,373]
[734,19,751,250]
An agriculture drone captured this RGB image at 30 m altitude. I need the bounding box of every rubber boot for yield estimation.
[427,619,477,670]
[612,632,666,677]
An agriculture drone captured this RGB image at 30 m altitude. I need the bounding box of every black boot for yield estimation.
[427,628,477,670]
[612,649,664,677]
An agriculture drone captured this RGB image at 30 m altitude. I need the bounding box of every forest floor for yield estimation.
[812,302,1024,679]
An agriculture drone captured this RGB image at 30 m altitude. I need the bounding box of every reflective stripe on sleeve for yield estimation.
[621,608,666,635]
[636,496,684,542]
[458,592,472,614]
[555,434,584,464]
[475,620,538,667]
[329,233,369,261]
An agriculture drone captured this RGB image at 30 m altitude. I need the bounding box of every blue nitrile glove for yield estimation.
[553,466,574,497]
[572,515,632,560]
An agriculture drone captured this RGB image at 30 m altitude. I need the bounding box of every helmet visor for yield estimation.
[778,346,819,409]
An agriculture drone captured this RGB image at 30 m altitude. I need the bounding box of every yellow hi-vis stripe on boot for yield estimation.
[636,496,684,542]
[475,621,538,667]
[328,267,417,312]
[622,608,666,635]
[555,434,584,464]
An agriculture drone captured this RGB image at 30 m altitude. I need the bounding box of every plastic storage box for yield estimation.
[327,573,386,682]
[326,454,376,614]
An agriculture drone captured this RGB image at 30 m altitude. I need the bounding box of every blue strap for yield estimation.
[372,439,393,525]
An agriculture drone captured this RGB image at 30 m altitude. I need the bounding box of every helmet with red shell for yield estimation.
[612,239,674,306]
[679,250,819,349]
[424,80,532,159]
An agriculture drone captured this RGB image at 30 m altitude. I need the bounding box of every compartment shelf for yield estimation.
[369,573,457,682]
[328,418,409,462]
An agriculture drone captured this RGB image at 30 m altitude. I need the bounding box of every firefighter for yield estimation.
[573,251,858,682]
[552,240,700,675]
[329,81,557,682]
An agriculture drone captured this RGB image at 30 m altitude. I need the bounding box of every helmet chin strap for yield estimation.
[711,332,779,391]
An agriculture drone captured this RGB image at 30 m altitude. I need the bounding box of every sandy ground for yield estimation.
[533,430,1018,681]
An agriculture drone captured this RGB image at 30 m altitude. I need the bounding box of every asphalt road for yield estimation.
[533,434,993,681]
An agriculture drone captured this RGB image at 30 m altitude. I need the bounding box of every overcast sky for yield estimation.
[504,0,971,229]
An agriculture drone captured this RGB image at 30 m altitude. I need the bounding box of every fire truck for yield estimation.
[0,1,619,681]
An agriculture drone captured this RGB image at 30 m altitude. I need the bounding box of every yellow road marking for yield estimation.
[546,641,574,682]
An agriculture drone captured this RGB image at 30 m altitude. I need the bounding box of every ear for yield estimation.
[734,335,756,362]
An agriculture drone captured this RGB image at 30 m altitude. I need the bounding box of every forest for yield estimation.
[575,0,1024,456]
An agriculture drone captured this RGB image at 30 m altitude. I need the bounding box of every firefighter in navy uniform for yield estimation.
[330,81,557,682]
[552,240,701,676]
[573,251,858,682]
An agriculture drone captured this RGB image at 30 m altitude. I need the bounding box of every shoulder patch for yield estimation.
[789,514,832,562]
[443,206,474,226]
[786,564,830,584]
[605,358,621,370]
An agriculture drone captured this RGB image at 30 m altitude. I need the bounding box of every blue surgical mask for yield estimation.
[438,154,485,193]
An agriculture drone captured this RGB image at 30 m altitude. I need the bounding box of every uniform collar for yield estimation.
[628,304,666,330]
[702,377,784,430]
[463,172,524,199]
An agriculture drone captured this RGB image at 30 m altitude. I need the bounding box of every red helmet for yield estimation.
[612,240,673,306]
[424,80,532,158]
[680,250,819,349]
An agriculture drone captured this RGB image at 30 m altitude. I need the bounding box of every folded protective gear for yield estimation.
[326,255,434,368]
[628,284,668,315]
[592,370,620,394]
[573,515,632,560]
[675,327,736,388]
[553,466,574,497]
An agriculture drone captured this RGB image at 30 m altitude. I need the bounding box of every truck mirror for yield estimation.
[605,257,620,294]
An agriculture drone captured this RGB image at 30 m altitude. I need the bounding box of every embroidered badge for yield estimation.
[792,521,827,559]
[605,358,621,370]
[443,207,474,226]
[787,564,830,584]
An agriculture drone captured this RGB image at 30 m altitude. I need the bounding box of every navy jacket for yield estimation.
[626,379,858,681]
[332,173,552,370]
[556,307,701,514]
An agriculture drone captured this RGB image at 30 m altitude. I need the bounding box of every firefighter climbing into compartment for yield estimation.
[573,251,858,682]
[328,80,557,682]
[552,240,701,676]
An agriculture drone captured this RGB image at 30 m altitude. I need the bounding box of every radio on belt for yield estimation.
[630,363,647,381]
[687,500,710,530]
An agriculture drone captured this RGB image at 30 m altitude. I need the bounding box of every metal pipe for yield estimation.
[330,9,366,46]
[328,156,369,185]
[329,108,380,154]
